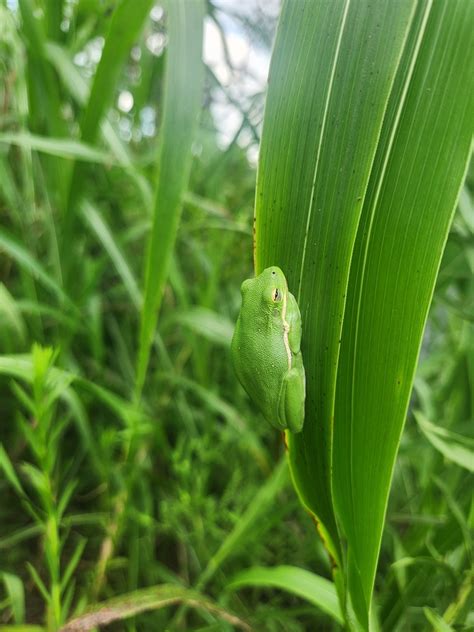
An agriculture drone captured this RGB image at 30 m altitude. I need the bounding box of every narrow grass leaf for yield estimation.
[196,458,289,590]
[80,200,142,309]
[0,627,45,631]
[0,231,75,309]
[0,352,152,436]
[76,0,154,147]
[60,538,87,595]
[0,133,115,164]
[0,525,43,550]
[0,445,26,499]
[17,0,68,205]
[423,608,455,632]
[45,42,153,207]
[415,413,474,472]
[25,564,49,604]
[157,372,268,471]
[434,476,472,557]
[62,0,154,283]
[0,284,26,343]
[228,565,343,624]
[136,0,205,395]
[60,584,249,631]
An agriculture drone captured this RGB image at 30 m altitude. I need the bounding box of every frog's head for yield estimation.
[240,266,288,310]
[263,266,288,309]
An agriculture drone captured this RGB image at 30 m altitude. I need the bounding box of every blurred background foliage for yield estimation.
[0,0,472,630]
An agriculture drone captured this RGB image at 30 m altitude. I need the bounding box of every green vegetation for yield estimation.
[0,1,472,631]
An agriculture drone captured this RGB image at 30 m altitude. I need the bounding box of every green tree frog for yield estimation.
[231,266,306,433]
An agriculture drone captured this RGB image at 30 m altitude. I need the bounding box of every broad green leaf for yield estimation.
[228,565,343,625]
[60,584,249,631]
[255,0,473,628]
[415,413,474,472]
[332,1,474,623]
[255,0,415,566]
[135,0,205,395]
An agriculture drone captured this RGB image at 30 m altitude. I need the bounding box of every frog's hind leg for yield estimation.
[278,368,305,433]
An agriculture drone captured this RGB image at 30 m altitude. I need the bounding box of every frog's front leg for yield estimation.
[278,367,305,433]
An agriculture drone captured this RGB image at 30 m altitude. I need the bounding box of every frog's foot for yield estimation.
[278,368,305,433]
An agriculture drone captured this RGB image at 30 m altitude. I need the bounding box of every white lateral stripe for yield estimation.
[282,291,291,370]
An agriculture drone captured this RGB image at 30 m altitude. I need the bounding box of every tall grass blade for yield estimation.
[80,200,142,310]
[17,0,69,208]
[63,0,154,282]
[135,0,204,395]
[45,42,153,207]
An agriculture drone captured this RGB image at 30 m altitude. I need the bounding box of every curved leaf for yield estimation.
[416,413,474,472]
[228,565,343,624]
[60,584,249,631]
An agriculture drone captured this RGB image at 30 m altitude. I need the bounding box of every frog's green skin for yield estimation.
[231,266,305,433]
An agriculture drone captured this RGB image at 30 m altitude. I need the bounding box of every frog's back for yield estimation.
[232,304,288,424]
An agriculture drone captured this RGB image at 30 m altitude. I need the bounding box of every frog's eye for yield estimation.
[272,288,282,302]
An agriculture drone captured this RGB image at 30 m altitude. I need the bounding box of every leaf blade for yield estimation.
[228,565,343,624]
[255,0,416,567]
[135,0,204,395]
[332,0,474,622]
[60,584,249,631]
